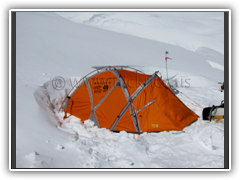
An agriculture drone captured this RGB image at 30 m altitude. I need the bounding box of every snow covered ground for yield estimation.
[14,11,225,169]
[56,11,224,54]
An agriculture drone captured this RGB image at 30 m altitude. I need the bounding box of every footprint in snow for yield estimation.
[116,158,134,167]
[56,144,65,150]
[24,151,52,168]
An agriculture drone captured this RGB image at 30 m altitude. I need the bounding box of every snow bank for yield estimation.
[31,77,224,168]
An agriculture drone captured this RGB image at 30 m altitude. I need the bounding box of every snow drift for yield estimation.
[56,11,224,54]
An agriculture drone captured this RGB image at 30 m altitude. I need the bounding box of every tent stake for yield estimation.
[63,110,67,119]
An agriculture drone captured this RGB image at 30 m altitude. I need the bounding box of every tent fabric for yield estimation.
[64,68,199,133]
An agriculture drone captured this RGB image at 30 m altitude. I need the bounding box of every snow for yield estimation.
[206,60,224,71]
[14,11,226,169]
[56,11,224,54]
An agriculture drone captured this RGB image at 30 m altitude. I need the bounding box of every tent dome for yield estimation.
[62,66,198,133]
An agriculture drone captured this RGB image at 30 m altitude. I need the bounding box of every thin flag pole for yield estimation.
[165,51,169,86]
[165,51,173,87]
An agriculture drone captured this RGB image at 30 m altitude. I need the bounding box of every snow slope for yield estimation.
[15,12,225,169]
[56,11,224,54]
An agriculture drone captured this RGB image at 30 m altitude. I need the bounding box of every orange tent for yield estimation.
[62,66,198,133]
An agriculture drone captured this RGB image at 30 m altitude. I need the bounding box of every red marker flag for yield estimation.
[165,57,172,62]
